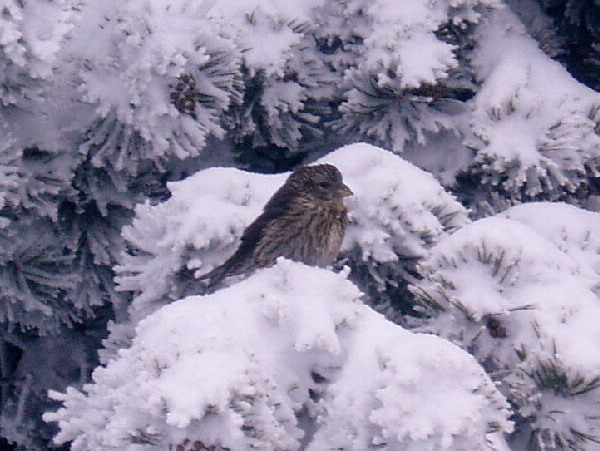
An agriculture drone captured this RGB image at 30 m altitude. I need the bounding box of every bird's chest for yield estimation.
[296,202,347,266]
[254,198,348,268]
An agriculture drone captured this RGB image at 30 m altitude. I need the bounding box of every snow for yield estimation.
[411,202,600,447]
[205,0,323,24]
[236,13,303,78]
[416,210,600,368]
[501,202,600,287]
[328,0,501,152]
[65,0,244,161]
[467,6,600,199]
[358,0,497,89]
[4,0,600,449]
[46,260,511,451]
[116,165,283,320]
[308,312,511,451]
[0,0,75,105]
[48,141,514,450]
[325,143,469,258]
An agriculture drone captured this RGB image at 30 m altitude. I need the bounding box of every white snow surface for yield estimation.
[116,143,468,321]
[411,202,600,447]
[46,259,511,451]
[352,0,499,89]
[501,202,600,288]
[416,206,600,372]
[0,0,75,105]
[203,0,324,77]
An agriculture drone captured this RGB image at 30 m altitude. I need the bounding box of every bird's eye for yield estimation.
[318,181,331,188]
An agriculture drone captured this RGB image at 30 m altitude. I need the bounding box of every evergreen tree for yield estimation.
[410,203,600,450]
[0,0,246,448]
[455,7,600,217]
[0,0,76,108]
[227,7,328,172]
[0,2,88,448]
[1,0,600,449]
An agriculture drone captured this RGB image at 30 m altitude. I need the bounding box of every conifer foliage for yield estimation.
[457,7,600,216]
[0,0,599,450]
[537,0,600,91]
[410,203,600,449]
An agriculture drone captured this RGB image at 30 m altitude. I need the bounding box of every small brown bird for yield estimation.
[199,163,352,290]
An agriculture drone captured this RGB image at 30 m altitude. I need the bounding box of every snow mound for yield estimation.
[46,260,511,451]
[411,204,600,448]
[414,213,600,371]
[502,201,600,288]
[327,143,468,260]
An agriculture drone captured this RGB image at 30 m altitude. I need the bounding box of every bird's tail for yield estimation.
[197,264,229,293]
[197,252,248,293]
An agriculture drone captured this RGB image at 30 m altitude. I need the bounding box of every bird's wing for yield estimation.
[197,201,290,289]
[233,183,299,262]
[226,205,284,268]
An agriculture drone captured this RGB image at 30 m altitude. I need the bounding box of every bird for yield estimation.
[198,163,353,290]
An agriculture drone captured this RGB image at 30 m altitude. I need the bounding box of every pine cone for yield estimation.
[170,73,198,117]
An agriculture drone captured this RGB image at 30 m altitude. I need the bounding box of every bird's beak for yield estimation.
[337,184,353,197]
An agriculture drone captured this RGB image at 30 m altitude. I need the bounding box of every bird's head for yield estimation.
[288,163,353,202]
